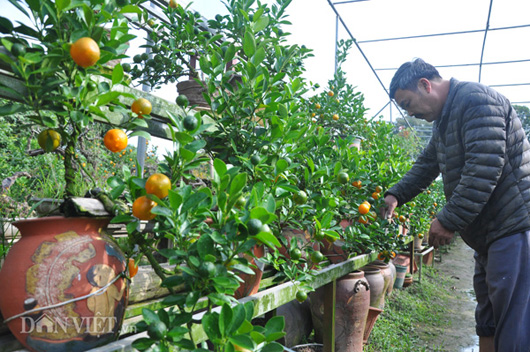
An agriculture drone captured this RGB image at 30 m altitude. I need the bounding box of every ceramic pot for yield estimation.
[360,266,386,309]
[394,264,408,289]
[403,274,413,288]
[387,261,397,295]
[0,216,128,352]
[290,343,323,352]
[368,260,394,296]
[310,270,370,352]
[234,245,264,299]
[363,306,383,344]
[279,227,319,262]
[414,235,423,251]
[320,220,351,264]
[176,79,209,109]
[276,298,312,347]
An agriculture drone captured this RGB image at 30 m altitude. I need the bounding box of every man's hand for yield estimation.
[381,195,398,219]
[428,218,454,248]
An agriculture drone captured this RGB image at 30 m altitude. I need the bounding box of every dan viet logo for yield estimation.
[19,313,134,335]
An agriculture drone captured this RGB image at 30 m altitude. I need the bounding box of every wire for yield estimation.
[357,24,530,44]
[375,59,530,71]
[478,0,494,82]
[3,271,127,324]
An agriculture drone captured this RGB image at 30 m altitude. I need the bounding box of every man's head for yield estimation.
[390,58,447,122]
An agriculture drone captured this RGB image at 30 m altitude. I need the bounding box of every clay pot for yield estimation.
[279,227,319,261]
[403,274,413,288]
[367,260,393,296]
[276,299,312,347]
[310,270,370,352]
[414,235,423,251]
[360,266,386,309]
[0,216,128,352]
[363,306,383,344]
[320,220,351,264]
[176,79,209,109]
[234,245,265,299]
[387,261,397,295]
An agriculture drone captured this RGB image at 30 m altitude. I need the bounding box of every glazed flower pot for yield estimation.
[0,216,128,352]
[393,264,408,289]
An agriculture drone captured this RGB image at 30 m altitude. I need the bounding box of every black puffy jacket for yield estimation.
[387,78,530,254]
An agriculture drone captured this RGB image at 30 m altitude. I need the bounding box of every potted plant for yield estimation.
[0,0,149,350]
[128,2,213,108]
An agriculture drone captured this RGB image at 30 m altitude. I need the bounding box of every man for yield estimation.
[382,58,530,351]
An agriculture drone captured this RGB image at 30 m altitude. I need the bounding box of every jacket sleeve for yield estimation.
[386,137,440,206]
[436,92,507,232]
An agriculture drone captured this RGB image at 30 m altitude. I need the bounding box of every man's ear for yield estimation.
[418,78,432,93]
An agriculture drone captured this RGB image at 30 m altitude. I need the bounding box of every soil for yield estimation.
[424,236,480,351]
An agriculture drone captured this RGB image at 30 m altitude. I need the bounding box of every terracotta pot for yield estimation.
[403,274,413,288]
[360,266,386,309]
[363,306,383,344]
[176,79,209,109]
[276,299,312,347]
[368,260,394,296]
[387,261,397,295]
[234,245,264,299]
[413,235,424,251]
[279,227,319,261]
[0,216,128,352]
[310,270,370,352]
[320,220,351,264]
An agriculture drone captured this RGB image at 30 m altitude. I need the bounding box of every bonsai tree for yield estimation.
[128,2,212,91]
[0,0,149,199]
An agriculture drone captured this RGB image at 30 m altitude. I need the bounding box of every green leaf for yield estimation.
[142,308,160,325]
[202,312,221,343]
[254,232,281,248]
[112,63,124,85]
[264,316,285,334]
[131,338,154,351]
[197,234,215,259]
[229,173,247,197]
[224,44,236,64]
[174,132,194,145]
[120,4,143,14]
[278,104,288,118]
[251,47,266,66]
[0,103,26,116]
[260,342,285,352]
[97,91,121,106]
[181,192,208,214]
[253,15,269,32]
[162,275,185,288]
[275,159,288,174]
[265,194,276,214]
[219,304,233,337]
[229,335,254,350]
[128,130,151,139]
[214,158,227,178]
[243,29,256,57]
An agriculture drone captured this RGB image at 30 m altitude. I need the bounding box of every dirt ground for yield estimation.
[426,235,480,351]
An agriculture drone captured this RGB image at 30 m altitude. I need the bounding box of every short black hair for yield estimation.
[389,58,442,99]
